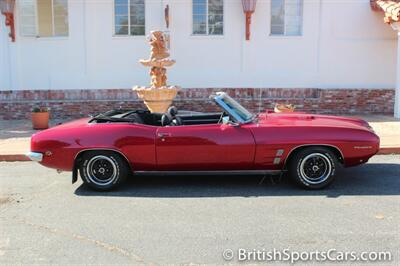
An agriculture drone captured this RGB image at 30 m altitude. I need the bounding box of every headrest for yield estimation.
[161,113,172,126]
[168,106,178,117]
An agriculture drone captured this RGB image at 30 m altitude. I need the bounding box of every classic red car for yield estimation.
[27,92,380,191]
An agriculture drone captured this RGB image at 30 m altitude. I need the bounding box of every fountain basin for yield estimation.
[134,86,179,113]
[139,59,176,68]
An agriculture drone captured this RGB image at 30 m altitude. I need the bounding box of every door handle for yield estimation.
[158,133,171,138]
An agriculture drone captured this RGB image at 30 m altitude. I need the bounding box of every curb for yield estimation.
[0,155,30,162]
[1,148,399,162]
[377,147,400,155]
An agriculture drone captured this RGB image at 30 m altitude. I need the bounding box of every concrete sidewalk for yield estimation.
[0,119,63,161]
[0,115,399,161]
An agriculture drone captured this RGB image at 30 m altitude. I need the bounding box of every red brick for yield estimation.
[0,88,395,120]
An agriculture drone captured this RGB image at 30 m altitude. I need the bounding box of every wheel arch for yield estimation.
[72,148,132,183]
[283,144,344,170]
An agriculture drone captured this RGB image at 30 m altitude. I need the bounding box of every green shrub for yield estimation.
[31,107,49,113]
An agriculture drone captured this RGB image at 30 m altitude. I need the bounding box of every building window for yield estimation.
[271,0,302,36]
[19,0,69,37]
[192,0,223,35]
[114,0,145,36]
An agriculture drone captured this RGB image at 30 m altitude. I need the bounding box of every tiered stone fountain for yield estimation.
[133,31,179,113]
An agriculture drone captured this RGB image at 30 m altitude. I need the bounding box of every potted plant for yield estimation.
[31,107,50,130]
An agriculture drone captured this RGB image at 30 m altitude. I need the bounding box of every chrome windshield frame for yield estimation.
[213,92,255,124]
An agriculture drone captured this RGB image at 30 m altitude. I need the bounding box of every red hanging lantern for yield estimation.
[0,0,15,42]
[241,0,257,40]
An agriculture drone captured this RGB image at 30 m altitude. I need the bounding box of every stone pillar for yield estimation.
[0,15,11,90]
[396,31,400,118]
[390,22,400,118]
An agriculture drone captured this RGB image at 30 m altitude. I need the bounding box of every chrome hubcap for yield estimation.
[86,155,117,186]
[312,165,319,172]
[300,153,332,185]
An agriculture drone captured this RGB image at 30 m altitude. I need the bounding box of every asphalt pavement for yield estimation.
[0,155,399,265]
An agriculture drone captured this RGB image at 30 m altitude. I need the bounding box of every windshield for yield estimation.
[214,92,254,123]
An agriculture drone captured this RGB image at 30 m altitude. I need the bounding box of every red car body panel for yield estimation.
[31,119,157,171]
[251,113,379,169]
[30,112,380,172]
[156,124,256,170]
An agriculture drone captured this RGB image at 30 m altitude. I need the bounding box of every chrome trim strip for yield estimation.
[134,170,283,176]
[73,148,133,172]
[73,148,130,163]
[353,146,372,149]
[213,92,254,124]
[283,144,345,168]
[214,95,245,123]
[26,152,43,162]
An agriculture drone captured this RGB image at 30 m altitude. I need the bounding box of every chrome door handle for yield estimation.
[157,133,171,138]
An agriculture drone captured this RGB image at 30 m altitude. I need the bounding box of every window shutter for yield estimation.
[53,0,69,36]
[271,0,285,35]
[130,0,145,36]
[193,0,207,34]
[271,0,302,36]
[19,0,37,36]
[284,0,302,35]
[114,0,129,35]
[208,0,223,35]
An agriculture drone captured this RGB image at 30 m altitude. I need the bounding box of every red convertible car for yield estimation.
[27,92,379,191]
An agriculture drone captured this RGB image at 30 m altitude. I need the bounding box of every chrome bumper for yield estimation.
[26,152,43,162]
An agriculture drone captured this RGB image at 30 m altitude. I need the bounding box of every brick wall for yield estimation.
[0,88,395,120]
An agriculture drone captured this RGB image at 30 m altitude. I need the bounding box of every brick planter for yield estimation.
[0,88,395,120]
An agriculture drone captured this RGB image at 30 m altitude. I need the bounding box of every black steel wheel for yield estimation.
[79,151,129,191]
[288,147,338,189]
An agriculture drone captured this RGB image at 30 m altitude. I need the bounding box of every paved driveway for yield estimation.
[0,155,399,265]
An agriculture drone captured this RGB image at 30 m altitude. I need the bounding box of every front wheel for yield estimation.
[288,147,338,189]
[78,151,129,191]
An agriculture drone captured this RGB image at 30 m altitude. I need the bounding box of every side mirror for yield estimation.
[229,121,241,127]
[222,116,240,127]
[222,116,230,125]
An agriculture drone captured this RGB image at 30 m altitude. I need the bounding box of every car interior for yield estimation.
[89,106,227,126]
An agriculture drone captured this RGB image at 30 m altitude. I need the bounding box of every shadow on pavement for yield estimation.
[74,163,400,198]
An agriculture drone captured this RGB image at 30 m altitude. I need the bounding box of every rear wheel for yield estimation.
[78,151,129,191]
[288,147,338,189]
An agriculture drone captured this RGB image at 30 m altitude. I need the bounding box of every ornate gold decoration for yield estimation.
[274,103,296,113]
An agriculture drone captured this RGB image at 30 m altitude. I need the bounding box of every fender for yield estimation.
[72,148,132,183]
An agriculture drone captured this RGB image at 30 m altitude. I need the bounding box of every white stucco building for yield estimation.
[0,0,399,119]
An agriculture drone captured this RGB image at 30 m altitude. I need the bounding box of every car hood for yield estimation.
[257,112,373,131]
